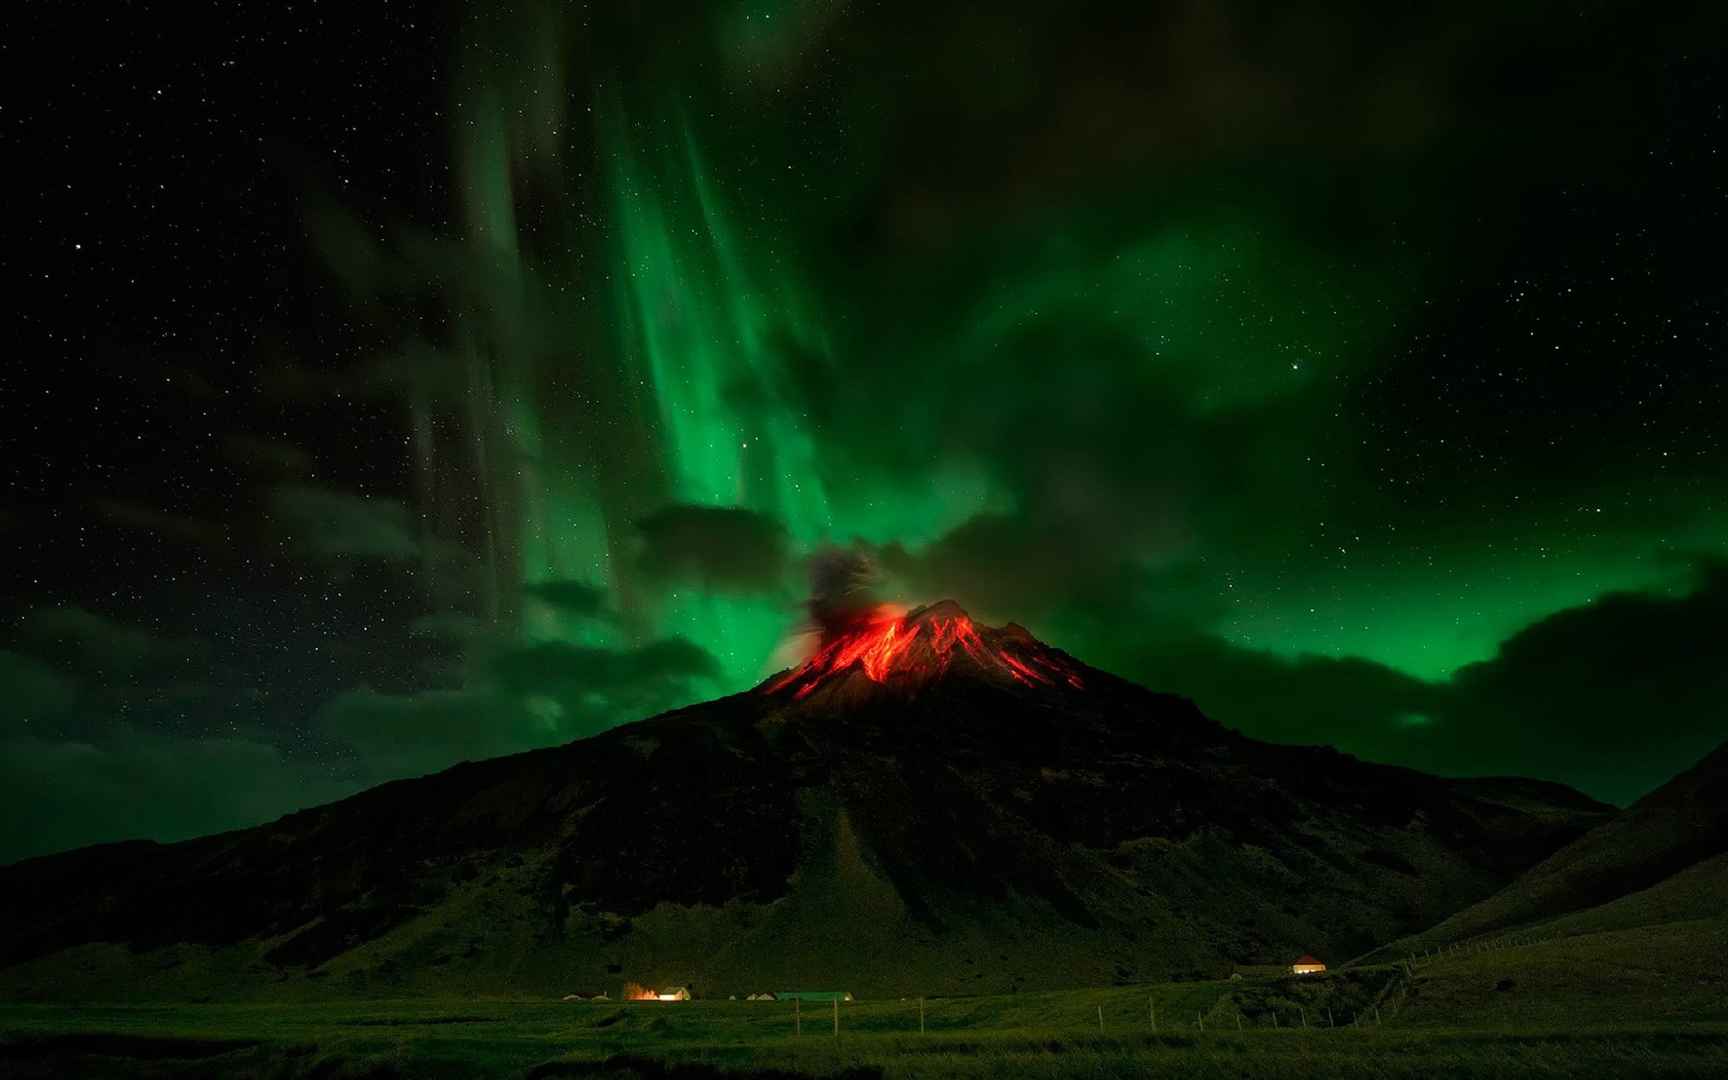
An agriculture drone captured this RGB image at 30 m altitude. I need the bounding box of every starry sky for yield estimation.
[7,1,1726,863]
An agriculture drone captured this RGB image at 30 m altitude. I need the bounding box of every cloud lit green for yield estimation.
[4,0,1723,863]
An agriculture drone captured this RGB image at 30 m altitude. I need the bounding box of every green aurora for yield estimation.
[5,0,1724,861]
[380,4,1719,685]
[281,1,1728,788]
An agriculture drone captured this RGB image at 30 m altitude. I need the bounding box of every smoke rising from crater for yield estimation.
[805,547,891,643]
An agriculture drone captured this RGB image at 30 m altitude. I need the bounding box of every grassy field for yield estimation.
[3,968,1727,1079]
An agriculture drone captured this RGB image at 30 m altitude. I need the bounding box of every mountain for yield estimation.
[0,602,1610,1001]
[1372,739,1728,958]
[1361,741,1728,1028]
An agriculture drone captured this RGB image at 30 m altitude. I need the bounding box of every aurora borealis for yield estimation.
[8,1,1726,862]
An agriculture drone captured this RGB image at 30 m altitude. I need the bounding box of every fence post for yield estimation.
[1197,1012,1204,1032]
[1097,1005,1104,1034]
[1150,999,1156,1034]
[1327,1007,1334,1028]
[919,997,925,1034]
[833,996,839,1038]
[795,997,801,1037]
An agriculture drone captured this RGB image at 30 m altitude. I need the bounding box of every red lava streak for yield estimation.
[766,604,1084,699]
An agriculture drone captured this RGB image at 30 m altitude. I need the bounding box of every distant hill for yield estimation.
[0,602,1609,1002]
[1370,740,1728,962]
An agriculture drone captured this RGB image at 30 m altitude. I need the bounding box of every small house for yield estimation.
[1290,954,1327,976]
[561,991,610,1001]
[656,986,692,1001]
[746,992,779,1001]
[777,991,854,1002]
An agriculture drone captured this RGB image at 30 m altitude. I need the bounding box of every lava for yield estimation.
[765,603,1084,699]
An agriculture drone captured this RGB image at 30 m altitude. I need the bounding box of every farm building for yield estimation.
[777,991,854,1002]
[560,991,610,1001]
[1291,954,1327,975]
[655,986,692,1001]
[746,992,778,1001]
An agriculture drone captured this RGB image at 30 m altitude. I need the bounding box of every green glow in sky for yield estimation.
[9,0,1724,866]
[360,0,1726,801]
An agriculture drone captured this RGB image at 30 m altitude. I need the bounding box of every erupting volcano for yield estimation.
[0,588,1614,1003]
[764,600,1086,701]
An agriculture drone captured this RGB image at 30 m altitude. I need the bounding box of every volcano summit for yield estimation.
[0,603,1608,1000]
[766,600,1087,702]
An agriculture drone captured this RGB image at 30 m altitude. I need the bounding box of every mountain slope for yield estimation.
[1372,739,1728,960]
[1368,743,1728,1028]
[0,602,1610,1001]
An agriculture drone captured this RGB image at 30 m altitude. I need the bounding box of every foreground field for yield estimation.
[3,977,1727,1079]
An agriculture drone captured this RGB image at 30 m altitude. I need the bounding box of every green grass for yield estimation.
[1388,918,1728,1029]
[3,973,1727,1078]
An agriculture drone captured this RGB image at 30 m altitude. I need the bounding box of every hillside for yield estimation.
[0,602,1610,1002]
[1359,740,1728,1028]
[1371,740,1728,960]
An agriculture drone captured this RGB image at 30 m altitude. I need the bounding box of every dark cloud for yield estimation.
[824,305,1370,636]
[1087,560,1728,807]
[17,607,210,686]
[803,1,1716,248]
[267,484,421,562]
[636,506,791,595]
[0,728,356,865]
[89,500,233,549]
[407,612,495,643]
[1433,559,1728,804]
[488,637,720,711]
[523,580,612,619]
[221,434,315,476]
[881,512,1177,629]
[0,650,81,728]
[314,688,550,784]
[0,623,343,864]
[0,610,729,863]
[1099,635,1439,760]
[4,609,269,756]
[320,636,721,784]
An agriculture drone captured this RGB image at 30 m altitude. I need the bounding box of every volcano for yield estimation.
[766,600,1087,701]
[0,602,1610,1001]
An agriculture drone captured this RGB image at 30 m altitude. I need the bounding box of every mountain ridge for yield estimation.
[1370,738,1728,960]
[0,602,1612,1001]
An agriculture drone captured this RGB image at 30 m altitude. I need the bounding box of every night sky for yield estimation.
[8,1,1726,863]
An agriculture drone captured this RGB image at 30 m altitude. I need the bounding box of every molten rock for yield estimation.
[766,600,1085,702]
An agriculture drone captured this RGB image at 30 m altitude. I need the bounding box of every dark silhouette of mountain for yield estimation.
[1374,739,1728,957]
[0,602,1611,1000]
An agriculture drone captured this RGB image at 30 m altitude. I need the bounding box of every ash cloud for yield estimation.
[805,547,887,641]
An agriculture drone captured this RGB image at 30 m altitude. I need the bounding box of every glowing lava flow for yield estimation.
[765,604,1084,699]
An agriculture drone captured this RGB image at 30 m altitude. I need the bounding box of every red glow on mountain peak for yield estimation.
[764,601,1084,700]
